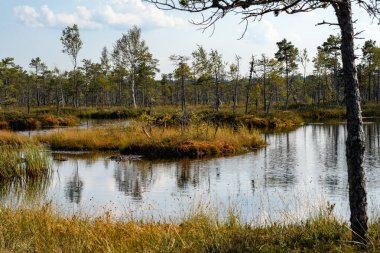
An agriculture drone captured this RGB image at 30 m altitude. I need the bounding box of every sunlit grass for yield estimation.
[35,127,126,151]
[121,121,266,158]
[0,130,30,146]
[0,203,377,252]
[34,122,266,158]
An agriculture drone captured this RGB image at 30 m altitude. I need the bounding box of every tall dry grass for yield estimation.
[0,204,377,252]
[0,130,30,146]
[34,122,266,158]
[35,127,126,151]
[121,121,266,158]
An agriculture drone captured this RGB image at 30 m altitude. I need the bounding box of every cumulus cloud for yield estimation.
[101,0,186,28]
[103,5,142,26]
[41,5,102,29]
[14,5,43,27]
[13,1,186,30]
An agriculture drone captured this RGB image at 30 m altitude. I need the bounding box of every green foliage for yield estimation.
[60,24,82,65]
[275,39,299,73]
[0,33,379,111]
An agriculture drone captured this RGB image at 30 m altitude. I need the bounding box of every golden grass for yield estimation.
[0,204,377,252]
[0,130,30,146]
[35,127,124,151]
[34,122,266,158]
[121,122,266,158]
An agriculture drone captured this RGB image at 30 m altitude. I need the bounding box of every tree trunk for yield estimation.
[118,80,122,105]
[131,69,137,108]
[181,74,186,114]
[215,75,220,112]
[56,78,60,114]
[74,65,79,108]
[35,67,41,107]
[233,80,238,113]
[285,59,290,109]
[368,73,371,101]
[263,61,267,113]
[334,0,368,244]
[27,85,31,115]
[245,59,255,114]
[334,64,339,105]
[377,70,380,103]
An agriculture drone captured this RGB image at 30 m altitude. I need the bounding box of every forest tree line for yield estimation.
[1,24,380,113]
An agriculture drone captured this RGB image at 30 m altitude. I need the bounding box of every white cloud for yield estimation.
[14,5,43,27]
[41,5,102,29]
[14,5,102,29]
[14,1,186,30]
[101,0,186,28]
[103,5,142,26]
[262,20,280,43]
[245,20,280,45]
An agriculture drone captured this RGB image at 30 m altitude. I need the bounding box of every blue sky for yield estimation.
[1,0,379,77]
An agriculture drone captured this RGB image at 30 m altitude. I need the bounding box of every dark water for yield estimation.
[2,123,380,223]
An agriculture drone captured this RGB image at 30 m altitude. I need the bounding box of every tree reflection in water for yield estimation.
[113,161,153,201]
[65,160,83,204]
[0,174,51,205]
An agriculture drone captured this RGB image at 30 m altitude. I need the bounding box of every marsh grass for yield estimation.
[34,122,266,158]
[35,127,126,151]
[121,121,266,158]
[0,203,378,252]
[0,130,30,146]
[0,145,51,180]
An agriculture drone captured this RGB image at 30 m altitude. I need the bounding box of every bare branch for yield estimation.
[316,20,340,26]
[354,30,365,39]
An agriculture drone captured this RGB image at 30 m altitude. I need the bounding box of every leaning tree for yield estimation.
[146,0,380,244]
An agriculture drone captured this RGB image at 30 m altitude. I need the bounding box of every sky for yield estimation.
[1,0,379,77]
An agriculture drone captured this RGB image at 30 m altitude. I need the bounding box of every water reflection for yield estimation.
[262,132,297,189]
[114,161,154,200]
[175,159,201,190]
[0,175,51,206]
[1,122,380,222]
[65,161,84,204]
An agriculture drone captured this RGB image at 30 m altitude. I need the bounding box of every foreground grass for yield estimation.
[34,122,266,158]
[1,205,379,252]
